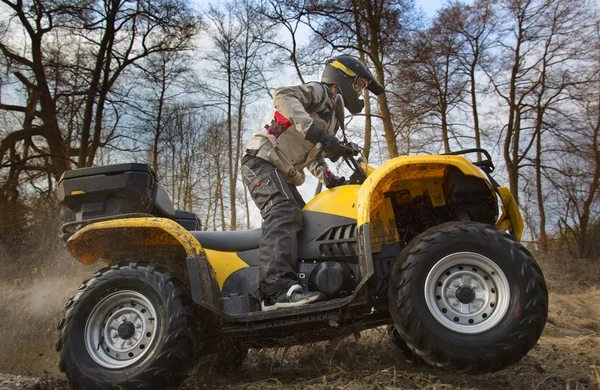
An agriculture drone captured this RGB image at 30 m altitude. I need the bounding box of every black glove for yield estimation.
[321,135,345,162]
[305,124,344,162]
[343,142,361,158]
[326,175,346,188]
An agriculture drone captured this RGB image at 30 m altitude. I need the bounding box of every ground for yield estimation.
[0,249,599,390]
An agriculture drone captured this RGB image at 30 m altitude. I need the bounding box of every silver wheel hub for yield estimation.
[85,290,158,369]
[424,252,510,334]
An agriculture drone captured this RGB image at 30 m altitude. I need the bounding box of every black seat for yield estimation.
[191,229,262,252]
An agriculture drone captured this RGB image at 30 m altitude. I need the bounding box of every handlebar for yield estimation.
[341,142,361,158]
[340,141,367,184]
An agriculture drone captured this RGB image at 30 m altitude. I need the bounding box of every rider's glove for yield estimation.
[326,175,346,188]
[305,123,344,162]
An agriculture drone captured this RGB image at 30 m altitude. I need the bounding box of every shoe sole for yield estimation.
[260,294,321,312]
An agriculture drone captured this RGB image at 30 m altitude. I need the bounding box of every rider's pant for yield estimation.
[241,155,305,299]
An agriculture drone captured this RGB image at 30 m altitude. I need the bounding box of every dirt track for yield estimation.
[0,253,599,389]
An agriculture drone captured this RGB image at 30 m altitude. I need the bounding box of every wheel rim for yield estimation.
[424,252,510,334]
[84,290,158,369]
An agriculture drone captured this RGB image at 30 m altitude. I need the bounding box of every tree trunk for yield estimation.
[244,184,250,229]
[226,45,236,230]
[440,101,450,153]
[363,88,372,159]
[30,20,69,179]
[79,0,118,167]
[232,61,249,231]
[469,56,481,161]
[502,11,525,206]
[366,11,397,159]
[372,60,397,158]
[153,77,167,173]
[87,43,114,166]
[535,130,547,252]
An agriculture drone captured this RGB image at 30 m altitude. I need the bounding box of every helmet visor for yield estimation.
[353,77,369,96]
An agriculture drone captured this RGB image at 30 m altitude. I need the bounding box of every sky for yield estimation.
[416,0,445,17]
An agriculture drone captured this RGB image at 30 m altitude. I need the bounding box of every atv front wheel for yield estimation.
[388,221,548,373]
[56,263,199,389]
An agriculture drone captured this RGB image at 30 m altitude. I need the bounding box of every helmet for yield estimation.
[321,56,384,115]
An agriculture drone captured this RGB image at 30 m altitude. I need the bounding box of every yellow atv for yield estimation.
[55,146,547,389]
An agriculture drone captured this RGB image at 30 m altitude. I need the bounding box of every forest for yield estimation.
[1,0,599,260]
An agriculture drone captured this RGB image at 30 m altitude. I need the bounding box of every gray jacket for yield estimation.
[244,82,341,187]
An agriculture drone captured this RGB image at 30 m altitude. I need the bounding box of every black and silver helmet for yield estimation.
[321,56,384,115]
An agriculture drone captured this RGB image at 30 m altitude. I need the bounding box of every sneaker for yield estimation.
[261,284,324,312]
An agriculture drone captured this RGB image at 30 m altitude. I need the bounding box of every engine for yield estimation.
[298,261,356,298]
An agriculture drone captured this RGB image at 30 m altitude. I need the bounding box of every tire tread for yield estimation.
[389,221,548,374]
[56,262,200,389]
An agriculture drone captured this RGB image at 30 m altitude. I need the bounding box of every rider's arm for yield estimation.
[306,155,333,187]
[272,82,329,138]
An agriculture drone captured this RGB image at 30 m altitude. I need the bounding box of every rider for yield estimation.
[241,56,384,311]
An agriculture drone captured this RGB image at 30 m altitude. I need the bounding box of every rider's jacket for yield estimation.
[244,82,339,187]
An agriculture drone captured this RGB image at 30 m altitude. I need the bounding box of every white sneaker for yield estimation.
[261,285,324,312]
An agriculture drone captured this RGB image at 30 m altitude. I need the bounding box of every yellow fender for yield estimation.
[357,155,492,228]
[66,217,202,265]
[496,187,524,240]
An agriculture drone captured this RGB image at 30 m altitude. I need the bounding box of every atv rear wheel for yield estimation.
[388,221,548,374]
[57,263,200,389]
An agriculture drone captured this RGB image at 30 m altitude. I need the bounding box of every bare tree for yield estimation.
[484,0,555,205]
[203,0,269,229]
[0,0,75,184]
[73,0,199,167]
[0,0,200,208]
[404,12,469,153]
[526,0,592,250]
[449,0,499,160]
[545,28,600,258]
[130,50,196,172]
[256,0,310,84]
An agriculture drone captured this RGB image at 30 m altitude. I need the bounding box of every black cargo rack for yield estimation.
[443,148,495,174]
[443,148,501,191]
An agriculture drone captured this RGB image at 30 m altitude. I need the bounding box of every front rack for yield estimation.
[443,148,495,174]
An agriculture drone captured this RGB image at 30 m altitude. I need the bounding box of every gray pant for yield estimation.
[241,155,305,299]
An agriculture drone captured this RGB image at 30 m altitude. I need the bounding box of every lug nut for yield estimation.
[473,283,480,289]
[472,302,480,308]
[452,300,459,307]
[135,323,141,329]
[113,333,118,339]
[453,281,460,287]
[121,316,127,322]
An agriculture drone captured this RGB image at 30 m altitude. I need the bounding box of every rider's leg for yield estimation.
[241,156,322,310]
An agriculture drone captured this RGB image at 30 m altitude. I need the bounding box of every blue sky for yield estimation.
[416,0,445,17]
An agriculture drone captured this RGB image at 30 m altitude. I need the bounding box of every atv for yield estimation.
[55,145,548,389]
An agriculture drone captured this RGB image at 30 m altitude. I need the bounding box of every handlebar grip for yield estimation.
[341,142,360,157]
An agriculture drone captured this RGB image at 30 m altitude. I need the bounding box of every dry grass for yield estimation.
[180,326,600,390]
[535,251,600,295]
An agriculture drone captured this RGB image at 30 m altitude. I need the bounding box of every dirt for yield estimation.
[0,254,599,390]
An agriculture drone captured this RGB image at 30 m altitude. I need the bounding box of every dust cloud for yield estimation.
[0,246,95,378]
